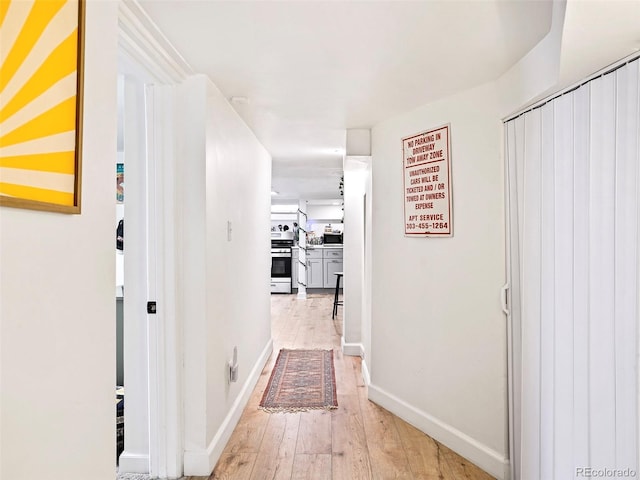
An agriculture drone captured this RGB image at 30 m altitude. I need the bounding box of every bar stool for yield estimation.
[332,272,343,319]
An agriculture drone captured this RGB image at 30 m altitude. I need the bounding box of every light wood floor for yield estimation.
[187,293,495,480]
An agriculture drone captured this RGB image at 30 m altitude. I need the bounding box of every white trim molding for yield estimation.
[183,339,274,476]
[361,359,371,387]
[118,452,151,474]
[118,0,193,85]
[367,382,509,480]
[341,337,364,357]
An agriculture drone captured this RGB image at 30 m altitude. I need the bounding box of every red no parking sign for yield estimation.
[402,124,453,237]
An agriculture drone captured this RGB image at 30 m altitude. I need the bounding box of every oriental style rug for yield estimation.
[259,349,338,413]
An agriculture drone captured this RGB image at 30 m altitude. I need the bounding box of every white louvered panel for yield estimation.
[588,71,617,469]
[520,108,542,480]
[613,61,639,472]
[506,58,640,480]
[505,119,522,480]
[552,92,574,479]
[572,81,591,475]
[539,101,556,480]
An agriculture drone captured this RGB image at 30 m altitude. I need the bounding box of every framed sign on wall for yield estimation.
[402,124,453,237]
[0,0,85,213]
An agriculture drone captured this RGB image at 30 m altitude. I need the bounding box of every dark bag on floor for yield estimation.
[116,219,124,250]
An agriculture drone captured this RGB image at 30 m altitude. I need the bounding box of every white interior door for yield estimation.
[145,83,182,479]
[119,72,151,474]
[505,58,640,480]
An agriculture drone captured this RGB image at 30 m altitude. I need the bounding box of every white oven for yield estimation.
[271,236,293,293]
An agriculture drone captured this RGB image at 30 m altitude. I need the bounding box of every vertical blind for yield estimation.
[505,58,639,479]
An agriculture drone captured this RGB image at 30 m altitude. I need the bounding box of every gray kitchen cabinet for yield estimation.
[323,248,343,259]
[302,247,343,289]
[305,248,323,259]
[323,258,343,288]
[322,248,343,288]
[292,248,299,290]
[307,258,324,288]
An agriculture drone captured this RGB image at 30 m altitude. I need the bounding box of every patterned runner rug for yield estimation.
[259,349,338,413]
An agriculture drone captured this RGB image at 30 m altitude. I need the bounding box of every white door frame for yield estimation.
[145,83,182,478]
[117,1,192,477]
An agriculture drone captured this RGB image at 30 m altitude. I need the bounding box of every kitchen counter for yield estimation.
[292,244,343,249]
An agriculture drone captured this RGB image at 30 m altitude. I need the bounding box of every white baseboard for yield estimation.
[118,452,150,474]
[361,359,371,386]
[367,383,509,480]
[341,337,364,357]
[183,339,273,476]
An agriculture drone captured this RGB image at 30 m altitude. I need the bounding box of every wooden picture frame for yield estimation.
[0,0,85,214]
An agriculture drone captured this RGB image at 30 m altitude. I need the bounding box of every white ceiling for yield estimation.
[138,0,554,199]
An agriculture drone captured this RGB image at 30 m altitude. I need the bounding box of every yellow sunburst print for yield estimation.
[0,0,83,212]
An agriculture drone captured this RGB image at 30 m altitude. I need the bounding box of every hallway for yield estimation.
[188,294,495,480]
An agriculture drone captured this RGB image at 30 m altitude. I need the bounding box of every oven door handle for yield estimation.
[271,253,292,258]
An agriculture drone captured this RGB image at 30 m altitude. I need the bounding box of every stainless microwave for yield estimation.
[323,233,343,244]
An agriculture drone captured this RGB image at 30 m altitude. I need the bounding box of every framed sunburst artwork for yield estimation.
[0,0,85,213]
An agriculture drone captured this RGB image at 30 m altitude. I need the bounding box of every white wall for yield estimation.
[204,77,272,442]
[306,203,343,222]
[496,0,639,119]
[180,75,273,476]
[0,2,118,479]
[368,81,508,478]
[342,157,370,355]
[362,160,373,383]
[496,0,566,118]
